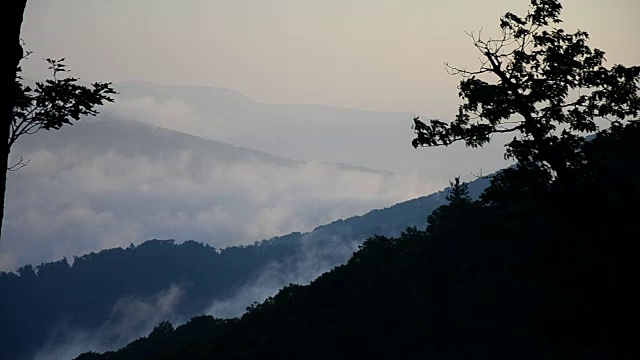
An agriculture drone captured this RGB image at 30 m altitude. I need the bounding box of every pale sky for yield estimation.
[21,0,640,115]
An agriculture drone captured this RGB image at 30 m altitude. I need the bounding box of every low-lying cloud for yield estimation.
[1,81,508,271]
[2,120,439,271]
[208,232,359,318]
[33,285,184,360]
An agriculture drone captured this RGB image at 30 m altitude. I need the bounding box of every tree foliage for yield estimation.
[1,0,30,240]
[9,55,116,170]
[412,0,640,177]
[0,48,115,239]
[445,176,471,203]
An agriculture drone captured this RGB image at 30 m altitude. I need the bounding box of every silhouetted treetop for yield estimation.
[412,0,640,178]
[12,57,116,150]
[1,49,115,239]
[445,176,471,204]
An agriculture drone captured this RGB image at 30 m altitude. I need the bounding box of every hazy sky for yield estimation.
[21,0,640,115]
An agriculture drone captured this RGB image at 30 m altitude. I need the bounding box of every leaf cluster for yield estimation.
[11,58,116,151]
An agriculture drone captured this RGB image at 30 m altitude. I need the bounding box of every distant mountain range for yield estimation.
[13,114,387,172]
[110,81,510,177]
[112,81,415,172]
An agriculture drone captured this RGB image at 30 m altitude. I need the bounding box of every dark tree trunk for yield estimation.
[0,0,29,240]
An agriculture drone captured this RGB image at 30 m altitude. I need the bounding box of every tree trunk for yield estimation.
[0,0,29,240]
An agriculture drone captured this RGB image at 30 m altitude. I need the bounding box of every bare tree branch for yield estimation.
[7,155,29,172]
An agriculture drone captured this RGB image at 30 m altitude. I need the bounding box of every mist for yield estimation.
[109,81,512,178]
[2,105,441,271]
[33,285,184,360]
[208,232,359,318]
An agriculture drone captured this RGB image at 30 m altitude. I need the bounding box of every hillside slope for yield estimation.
[0,176,488,360]
[74,121,640,360]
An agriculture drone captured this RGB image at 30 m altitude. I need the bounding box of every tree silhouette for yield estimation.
[445,176,471,204]
[149,320,174,338]
[11,56,115,169]
[412,0,640,178]
[0,0,28,240]
[0,34,115,239]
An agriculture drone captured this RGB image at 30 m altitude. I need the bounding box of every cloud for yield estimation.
[207,231,363,318]
[107,95,227,138]
[2,140,438,271]
[3,82,502,272]
[33,285,184,360]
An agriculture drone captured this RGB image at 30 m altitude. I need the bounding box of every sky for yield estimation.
[21,0,640,115]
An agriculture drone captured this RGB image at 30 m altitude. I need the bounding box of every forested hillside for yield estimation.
[0,177,488,360]
[75,120,640,360]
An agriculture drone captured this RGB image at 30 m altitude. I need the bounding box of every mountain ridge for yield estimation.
[110,80,507,178]
[13,116,391,176]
